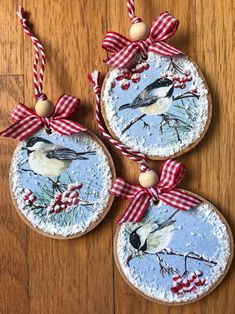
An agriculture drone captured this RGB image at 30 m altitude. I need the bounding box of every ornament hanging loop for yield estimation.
[127,0,142,24]
[127,0,149,41]
[17,6,47,102]
[17,6,55,118]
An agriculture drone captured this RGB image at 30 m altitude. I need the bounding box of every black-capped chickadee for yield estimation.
[119,77,174,115]
[24,137,95,177]
[130,218,175,254]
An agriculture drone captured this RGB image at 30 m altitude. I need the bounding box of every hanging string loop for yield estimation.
[17,6,46,101]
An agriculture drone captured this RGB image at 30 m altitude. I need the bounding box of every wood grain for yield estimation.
[0,0,234,313]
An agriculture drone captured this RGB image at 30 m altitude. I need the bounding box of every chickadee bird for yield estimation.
[119,77,174,115]
[130,219,175,254]
[24,137,95,177]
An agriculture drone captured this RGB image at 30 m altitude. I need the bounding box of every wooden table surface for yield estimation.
[0,0,234,313]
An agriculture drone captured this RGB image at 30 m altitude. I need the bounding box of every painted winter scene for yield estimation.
[116,201,231,303]
[102,53,210,158]
[10,130,113,237]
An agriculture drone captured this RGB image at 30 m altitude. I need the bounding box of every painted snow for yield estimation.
[11,130,113,237]
[116,201,231,303]
[103,53,209,157]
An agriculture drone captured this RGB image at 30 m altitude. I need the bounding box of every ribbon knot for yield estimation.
[111,159,201,224]
[147,187,159,202]
[0,95,87,141]
[102,11,184,68]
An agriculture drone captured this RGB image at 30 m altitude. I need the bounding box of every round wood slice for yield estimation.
[101,54,212,160]
[114,191,233,305]
[9,130,116,239]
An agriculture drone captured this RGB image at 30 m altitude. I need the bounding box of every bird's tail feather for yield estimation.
[76,151,96,160]
[119,103,130,110]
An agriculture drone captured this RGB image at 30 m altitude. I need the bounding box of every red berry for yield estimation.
[172,275,181,281]
[111,81,116,88]
[181,83,186,89]
[121,80,130,90]
[182,280,191,288]
[143,62,150,70]
[188,275,196,283]
[116,75,124,81]
[192,88,198,94]
[131,73,140,83]
[196,270,203,277]
[135,64,144,73]
[194,280,201,286]
[171,286,179,294]
[123,71,132,80]
[189,286,197,293]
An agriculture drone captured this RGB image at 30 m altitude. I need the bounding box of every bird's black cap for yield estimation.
[130,230,141,250]
[26,136,52,147]
[152,77,173,88]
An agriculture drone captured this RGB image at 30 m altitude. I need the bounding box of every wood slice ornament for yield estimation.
[10,130,115,239]
[101,8,212,160]
[109,159,234,305]
[0,7,115,239]
[114,194,233,305]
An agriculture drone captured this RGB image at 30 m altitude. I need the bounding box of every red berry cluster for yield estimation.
[163,61,194,90]
[49,183,83,214]
[164,70,192,90]
[171,270,207,295]
[111,61,150,91]
[23,189,37,205]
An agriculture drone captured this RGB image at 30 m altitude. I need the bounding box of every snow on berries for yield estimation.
[23,189,37,205]
[48,183,83,214]
[121,79,130,90]
[171,270,207,295]
[131,73,140,83]
[163,61,193,90]
[111,60,150,90]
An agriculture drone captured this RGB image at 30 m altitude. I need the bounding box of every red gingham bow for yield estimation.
[111,160,201,224]
[0,95,86,141]
[102,12,183,68]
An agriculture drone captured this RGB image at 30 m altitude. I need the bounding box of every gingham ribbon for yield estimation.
[0,95,86,140]
[88,70,148,172]
[102,11,183,68]
[111,160,201,224]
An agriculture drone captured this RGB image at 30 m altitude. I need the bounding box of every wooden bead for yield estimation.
[35,99,54,118]
[139,170,159,188]
[130,22,149,41]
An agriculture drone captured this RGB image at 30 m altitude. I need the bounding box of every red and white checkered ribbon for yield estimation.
[102,11,183,68]
[111,160,201,224]
[88,70,148,172]
[0,95,86,140]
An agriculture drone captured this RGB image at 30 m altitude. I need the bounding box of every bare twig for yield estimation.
[158,249,217,266]
[121,113,146,134]
[156,253,179,277]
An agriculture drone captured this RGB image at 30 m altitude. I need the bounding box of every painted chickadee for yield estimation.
[130,218,175,254]
[119,77,174,115]
[24,137,95,177]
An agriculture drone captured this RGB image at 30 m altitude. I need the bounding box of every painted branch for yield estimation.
[173,93,199,101]
[158,250,217,265]
[121,113,146,134]
[127,249,217,267]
